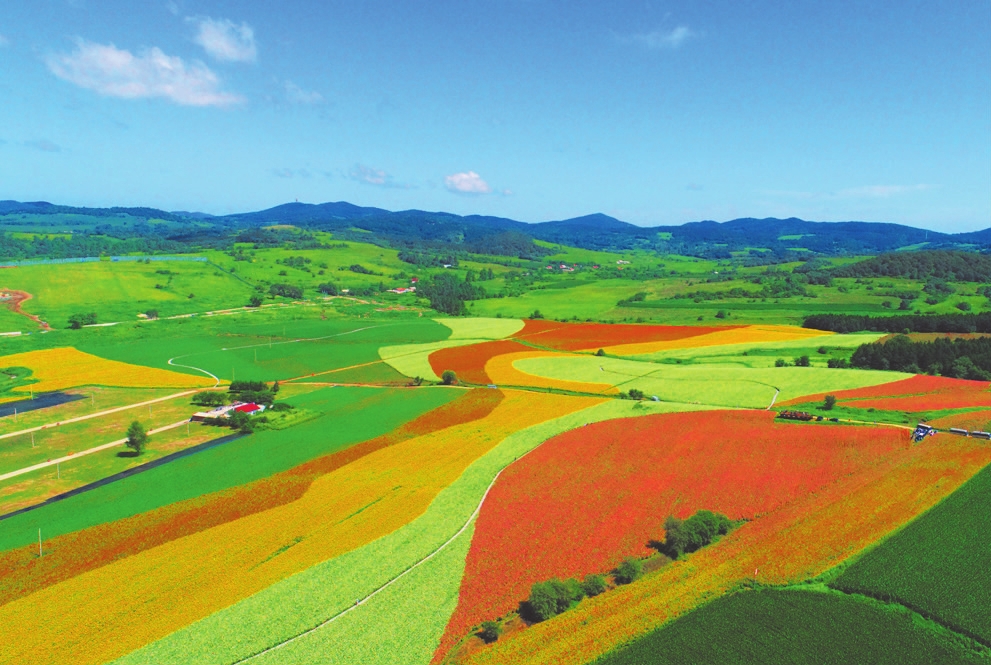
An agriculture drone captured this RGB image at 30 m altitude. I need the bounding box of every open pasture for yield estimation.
[512,355,908,407]
[436,410,909,660]
[593,589,984,665]
[0,259,256,326]
[0,386,178,435]
[831,464,991,643]
[0,347,214,393]
[460,433,991,665]
[80,315,452,383]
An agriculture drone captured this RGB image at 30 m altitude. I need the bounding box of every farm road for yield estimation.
[0,389,202,443]
[0,418,193,483]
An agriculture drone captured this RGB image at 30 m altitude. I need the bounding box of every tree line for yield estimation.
[804,312,991,334]
[851,336,991,380]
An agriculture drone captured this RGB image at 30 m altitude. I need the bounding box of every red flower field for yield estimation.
[434,410,909,660]
[429,340,535,384]
[512,320,733,351]
[785,374,991,411]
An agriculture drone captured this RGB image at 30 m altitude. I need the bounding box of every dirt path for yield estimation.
[0,389,203,442]
[0,419,192,483]
[0,289,50,331]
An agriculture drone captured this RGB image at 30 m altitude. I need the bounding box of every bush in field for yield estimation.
[478,620,502,643]
[441,370,458,385]
[613,558,643,585]
[581,573,608,597]
[775,358,787,367]
[794,355,811,367]
[823,395,837,410]
[660,510,734,559]
[525,578,584,622]
[67,312,97,329]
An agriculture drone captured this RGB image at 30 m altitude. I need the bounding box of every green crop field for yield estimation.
[593,589,986,665]
[0,386,456,552]
[831,464,991,643]
[513,355,909,408]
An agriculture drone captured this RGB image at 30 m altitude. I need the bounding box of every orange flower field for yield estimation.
[785,374,991,411]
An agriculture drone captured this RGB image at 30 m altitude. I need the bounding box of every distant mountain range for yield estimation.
[1,199,987,257]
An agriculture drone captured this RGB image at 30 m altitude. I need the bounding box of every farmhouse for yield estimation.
[191,402,265,422]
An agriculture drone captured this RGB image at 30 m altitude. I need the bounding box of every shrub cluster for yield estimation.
[657,510,734,559]
[524,573,610,623]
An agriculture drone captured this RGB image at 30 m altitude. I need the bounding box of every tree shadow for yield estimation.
[116,450,140,458]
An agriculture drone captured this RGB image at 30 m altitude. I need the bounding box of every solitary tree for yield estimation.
[441,370,458,385]
[126,421,148,455]
[823,394,837,410]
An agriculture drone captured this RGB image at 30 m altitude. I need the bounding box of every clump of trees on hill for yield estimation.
[804,312,991,334]
[830,250,991,282]
[851,336,991,380]
[67,312,98,329]
[417,273,486,315]
[269,283,303,299]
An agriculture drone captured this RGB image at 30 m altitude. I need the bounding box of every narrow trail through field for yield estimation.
[0,418,193,483]
[230,410,571,665]
[767,389,780,410]
[0,389,202,443]
[0,289,50,331]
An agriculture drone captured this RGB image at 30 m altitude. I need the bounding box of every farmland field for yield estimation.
[830,464,991,643]
[593,589,984,665]
[0,247,988,665]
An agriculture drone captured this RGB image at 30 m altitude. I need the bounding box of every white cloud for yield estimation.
[165,1,179,16]
[632,26,696,50]
[350,164,410,189]
[444,171,492,195]
[189,17,256,63]
[0,34,9,48]
[47,39,243,107]
[284,80,322,104]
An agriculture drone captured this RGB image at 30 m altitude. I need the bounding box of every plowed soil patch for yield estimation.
[514,321,731,351]
[0,389,503,608]
[784,374,991,411]
[429,340,533,384]
[435,410,908,661]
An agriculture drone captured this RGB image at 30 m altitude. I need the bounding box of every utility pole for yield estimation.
[12,407,15,423]
[31,432,35,447]
[38,529,42,557]
[57,463,60,479]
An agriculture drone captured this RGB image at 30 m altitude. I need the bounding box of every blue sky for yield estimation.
[1,1,988,231]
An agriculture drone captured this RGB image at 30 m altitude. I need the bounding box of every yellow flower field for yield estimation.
[599,324,830,356]
[0,347,214,393]
[0,390,603,665]
[485,351,619,394]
